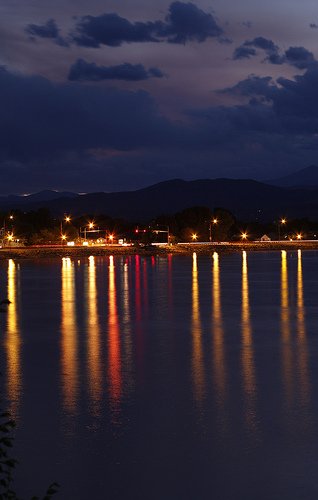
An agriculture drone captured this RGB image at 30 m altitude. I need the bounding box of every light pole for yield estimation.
[2,214,14,247]
[209,218,218,242]
[60,215,71,243]
[83,221,95,242]
[278,218,286,241]
[152,225,170,244]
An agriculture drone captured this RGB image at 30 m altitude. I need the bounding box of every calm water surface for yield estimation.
[1,251,318,499]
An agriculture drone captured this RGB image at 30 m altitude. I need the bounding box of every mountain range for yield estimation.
[2,165,318,222]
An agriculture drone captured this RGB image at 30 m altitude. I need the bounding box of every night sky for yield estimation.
[2,0,318,194]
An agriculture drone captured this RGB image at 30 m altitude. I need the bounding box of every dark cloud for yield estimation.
[284,46,315,69]
[247,36,279,53]
[2,62,318,193]
[233,45,256,60]
[221,67,318,134]
[26,18,59,39]
[0,66,177,163]
[68,2,223,47]
[309,23,318,29]
[233,37,316,69]
[71,13,160,47]
[220,75,277,102]
[233,36,281,62]
[25,18,68,46]
[157,1,223,43]
[68,59,164,81]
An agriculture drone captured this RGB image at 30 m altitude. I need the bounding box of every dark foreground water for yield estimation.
[1,251,318,499]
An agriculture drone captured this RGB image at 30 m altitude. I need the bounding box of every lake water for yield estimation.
[1,250,318,499]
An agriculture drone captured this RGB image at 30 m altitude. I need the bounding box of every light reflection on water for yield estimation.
[61,257,78,417]
[212,252,226,410]
[86,256,102,415]
[2,251,318,499]
[296,250,311,412]
[241,251,258,435]
[5,259,21,420]
[107,255,122,421]
[192,252,205,405]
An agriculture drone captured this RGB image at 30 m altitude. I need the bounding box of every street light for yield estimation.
[241,232,248,240]
[192,233,198,241]
[297,233,302,240]
[2,214,14,247]
[278,218,286,241]
[83,221,95,241]
[209,218,218,242]
[7,233,14,245]
[60,214,71,241]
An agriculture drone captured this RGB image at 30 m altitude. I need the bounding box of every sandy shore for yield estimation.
[1,241,318,259]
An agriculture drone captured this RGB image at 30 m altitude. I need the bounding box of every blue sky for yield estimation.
[1,0,318,194]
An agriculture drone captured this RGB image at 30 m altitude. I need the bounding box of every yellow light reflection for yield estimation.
[192,253,205,404]
[61,257,78,415]
[87,256,102,413]
[241,251,258,433]
[108,256,122,413]
[6,259,21,420]
[296,250,311,408]
[281,250,293,405]
[212,252,226,408]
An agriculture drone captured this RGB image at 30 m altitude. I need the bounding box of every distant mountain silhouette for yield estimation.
[3,178,318,222]
[0,190,78,208]
[267,165,318,188]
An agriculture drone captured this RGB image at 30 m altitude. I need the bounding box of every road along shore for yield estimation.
[1,241,318,260]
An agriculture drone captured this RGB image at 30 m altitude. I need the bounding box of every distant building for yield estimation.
[260,234,271,241]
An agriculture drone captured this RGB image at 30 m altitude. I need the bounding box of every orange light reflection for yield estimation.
[6,259,21,420]
[241,251,258,434]
[281,250,293,406]
[87,256,102,413]
[212,252,226,410]
[108,256,122,415]
[192,253,205,404]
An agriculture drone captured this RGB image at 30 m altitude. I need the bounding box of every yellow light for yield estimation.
[65,216,71,223]
[61,234,67,241]
[281,218,286,225]
[213,218,218,224]
[109,234,114,241]
[89,222,94,229]
[7,233,13,241]
[192,233,198,241]
[9,215,14,220]
[241,232,247,240]
[297,233,302,240]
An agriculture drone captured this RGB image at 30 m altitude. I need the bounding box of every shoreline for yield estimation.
[1,241,318,259]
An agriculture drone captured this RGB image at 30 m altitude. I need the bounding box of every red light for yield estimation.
[135,229,139,233]
[143,230,146,233]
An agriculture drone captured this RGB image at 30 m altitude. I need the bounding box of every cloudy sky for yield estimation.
[1,0,318,194]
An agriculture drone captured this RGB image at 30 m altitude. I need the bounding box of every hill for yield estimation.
[3,178,318,222]
[267,165,318,188]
